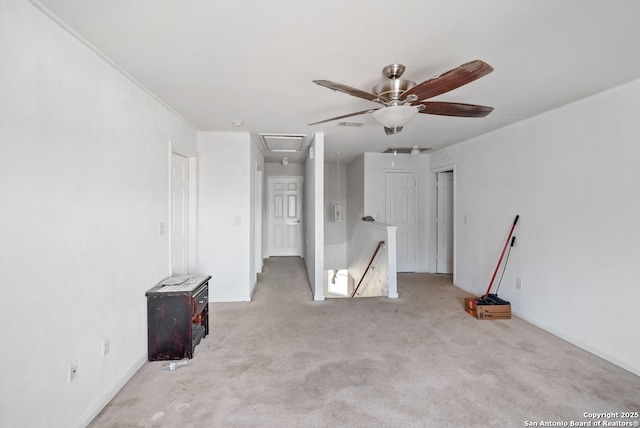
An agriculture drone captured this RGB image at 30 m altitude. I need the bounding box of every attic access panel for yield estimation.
[258,133,307,153]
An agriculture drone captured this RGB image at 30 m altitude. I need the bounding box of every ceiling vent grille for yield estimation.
[383,147,431,154]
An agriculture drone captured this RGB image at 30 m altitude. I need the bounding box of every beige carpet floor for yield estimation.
[89,257,640,427]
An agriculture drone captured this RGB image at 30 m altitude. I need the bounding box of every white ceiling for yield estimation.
[33,0,640,163]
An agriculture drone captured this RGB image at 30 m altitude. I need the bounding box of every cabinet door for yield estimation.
[147,294,193,360]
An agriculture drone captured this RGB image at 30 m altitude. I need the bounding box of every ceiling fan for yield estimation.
[309,60,494,135]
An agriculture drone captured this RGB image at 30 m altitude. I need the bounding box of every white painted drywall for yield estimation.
[324,162,348,269]
[304,134,325,300]
[0,2,197,427]
[198,131,258,302]
[249,137,265,295]
[264,162,305,177]
[346,154,365,243]
[362,153,431,272]
[348,221,397,298]
[431,78,640,376]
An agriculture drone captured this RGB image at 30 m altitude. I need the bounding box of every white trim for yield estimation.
[74,354,146,428]
[384,170,418,272]
[386,224,398,298]
[454,278,639,376]
[255,168,263,273]
[430,164,456,281]
[30,1,196,131]
[210,294,252,303]
[311,133,324,301]
[510,310,640,377]
[170,141,199,275]
[266,175,304,257]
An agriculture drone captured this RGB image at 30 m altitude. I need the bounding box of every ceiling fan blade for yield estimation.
[308,108,378,126]
[313,80,384,104]
[402,60,494,101]
[417,101,494,118]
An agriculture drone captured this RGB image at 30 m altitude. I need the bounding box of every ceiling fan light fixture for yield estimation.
[372,105,419,129]
[411,146,421,156]
[384,126,403,135]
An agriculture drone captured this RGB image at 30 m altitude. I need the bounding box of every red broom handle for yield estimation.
[484,215,519,298]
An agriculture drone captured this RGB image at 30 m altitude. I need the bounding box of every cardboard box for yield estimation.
[464,297,511,320]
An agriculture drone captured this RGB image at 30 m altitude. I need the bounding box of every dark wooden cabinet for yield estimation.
[146,275,211,361]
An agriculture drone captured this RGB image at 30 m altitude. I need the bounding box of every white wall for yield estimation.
[324,162,347,269]
[348,221,398,298]
[249,136,264,293]
[0,1,197,427]
[346,154,365,243]
[264,161,305,177]
[362,153,431,272]
[431,77,640,376]
[304,135,325,300]
[198,131,262,302]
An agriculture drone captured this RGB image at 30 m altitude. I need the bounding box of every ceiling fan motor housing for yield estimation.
[372,64,416,104]
[373,81,416,104]
[382,64,405,79]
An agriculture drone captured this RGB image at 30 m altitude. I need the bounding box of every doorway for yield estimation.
[171,153,189,274]
[435,170,454,274]
[255,169,263,273]
[170,144,198,275]
[267,176,304,257]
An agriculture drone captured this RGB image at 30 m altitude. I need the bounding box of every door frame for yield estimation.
[430,164,456,279]
[255,168,263,273]
[170,141,198,275]
[385,170,417,272]
[266,175,304,257]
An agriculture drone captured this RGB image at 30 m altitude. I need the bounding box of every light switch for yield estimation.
[159,222,165,235]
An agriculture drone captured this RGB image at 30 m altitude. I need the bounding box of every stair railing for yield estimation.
[350,240,385,298]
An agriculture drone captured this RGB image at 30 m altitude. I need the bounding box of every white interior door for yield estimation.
[171,153,190,275]
[386,172,416,272]
[268,176,303,257]
[436,171,454,274]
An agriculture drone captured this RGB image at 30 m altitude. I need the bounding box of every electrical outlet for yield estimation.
[102,337,110,357]
[516,278,523,290]
[69,361,78,383]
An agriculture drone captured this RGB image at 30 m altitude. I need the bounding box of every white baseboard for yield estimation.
[511,309,640,377]
[454,282,639,376]
[210,295,251,302]
[75,353,147,428]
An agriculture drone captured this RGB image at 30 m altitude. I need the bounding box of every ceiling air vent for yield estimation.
[337,122,364,127]
[383,147,431,154]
